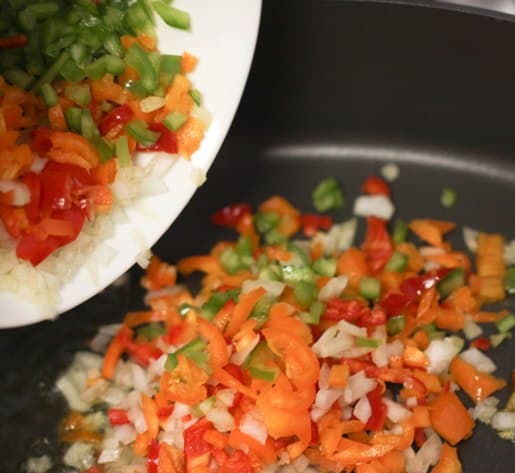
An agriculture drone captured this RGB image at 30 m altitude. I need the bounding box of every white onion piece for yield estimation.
[353,396,372,424]
[206,407,235,432]
[230,333,260,366]
[317,275,348,302]
[381,163,400,182]
[140,96,165,112]
[405,432,442,473]
[353,195,395,220]
[371,343,389,367]
[311,325,354,358]
[463,226,479,253]
[384,398,411,423]
[97,447,121,464]
[216,389,236,408]
[318,363,331,390]
[342,371,377,405]
[130,364,150,393]
[30,155,47,173]
[463,317,483,340]
[315,388,344,410]
[504,239,515,265]
[419,246,446,257]
[312,218,357,256]
[240,412,267,445]
[292,454,310,473]
[311,405,329,423]
[135,248,152,269]
[128,406,147,434]
[0,180,30,206]
[241,279,285,297]
[424,337,463,374]
[491,411,515,431]
[459,347,496,373]
[113,424,137,445]
[469,397,499,423]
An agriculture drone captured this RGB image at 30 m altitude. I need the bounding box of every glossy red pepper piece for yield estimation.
[361,175,391,197]
[146,439,160,473]
[184,418,213,472]
[365,384,387,431]
[21,172,40,224]
[470,337,491,351]
[218,449,253,473]
[362,216,393,273]
[99,104,134,136]
[380,292,412,317]
[31,126,53,154]
[300,213,333,237]
[157,405,174,419]
[107,408,130,426]
[210,202,252,228]
[358,307,387,327]
[323,298,367,322]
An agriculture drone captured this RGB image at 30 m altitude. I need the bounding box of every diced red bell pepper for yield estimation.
[470,337,491,351]
[210,203,252,229]
[137,122,178,154]
[365,384,387,431]
[380,291,412,317]
[166,324,184,346]
[358,307,387,327]
[107,408,130,426]
[300,213,333,237]
[31,126,53,154]
[146,439,160,473]
[184,418,213,472]
[362,216,393,273]
[361,175,391,197]
[21,172,40,224]
[16,234,61,266]
[157,405,175,419]
[99,104,134,136]
[323,298,367,322]
[218,449,253,473]
[224,363,246,406]
[399,268,452,300]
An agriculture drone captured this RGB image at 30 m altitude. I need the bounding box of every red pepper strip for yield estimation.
[99,104,134,135]
[108,408,130,426]
[361,175,391,197]
[323,298,367,322]
[365,384,387,431]
[0,35,28,49]
[82,467,102,473]
[399,268,452,300]
[137,123,178,154]
[157,405,174,419]
[184,418,213,472]
[300,213,333,237]
[210,202,252,229]
[165,324,184,346]
[362,216,393,273]
[380,292,412,317]
[470,337,491,351]
[224,363,246,406]
[147,439,160,473]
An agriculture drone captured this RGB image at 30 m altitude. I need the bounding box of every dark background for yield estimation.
[1,1,514,472]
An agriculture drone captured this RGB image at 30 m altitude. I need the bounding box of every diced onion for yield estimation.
[25,455,52,473]
[463,317,483,340]
[140,96,165,113]
[505,239,515,265]
[240,412,267,445]
[342,371,377,405]
[216,389,236,408]
[353,396,372,424]
[353,195,395,220]
[206,407,235,432]
[491,411,515,431]
[97,447,121,464]
[0,180,30,206]
[459,347,496,373]
[311,325,354,358]
[419,246,446,257]
[462,226,479,253]
[312,218,357,256]
[424,337,463,374]
[128,406,147,434]
[384,398,411,423]
[317,275,348,302]
[230,333,260,366]
[30,155,48,173]
[469,397,499,423]
[380,163,400,182]
[405,432,442,473]
[113,424,137,445]
[241,279,285,297]
[315,388,344,410]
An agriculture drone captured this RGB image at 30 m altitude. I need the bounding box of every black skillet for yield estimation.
[1,1,515,471]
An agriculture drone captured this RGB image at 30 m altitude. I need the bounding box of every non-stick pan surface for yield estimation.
[1,1,514,472]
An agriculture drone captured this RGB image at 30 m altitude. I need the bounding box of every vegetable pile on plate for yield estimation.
[51,174,515,473]
[0,0,206,268]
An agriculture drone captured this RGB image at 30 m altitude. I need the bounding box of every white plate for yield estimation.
[0,0,262,328]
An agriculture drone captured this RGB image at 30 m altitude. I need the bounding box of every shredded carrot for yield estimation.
[409,219,456,247]
[224,287,266,338]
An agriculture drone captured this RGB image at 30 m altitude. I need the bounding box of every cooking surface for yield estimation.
[1,1,514,471]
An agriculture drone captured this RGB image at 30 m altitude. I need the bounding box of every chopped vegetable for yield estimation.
[441,186,458,208]
[312,177,344,212]
[51,174,513,473]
